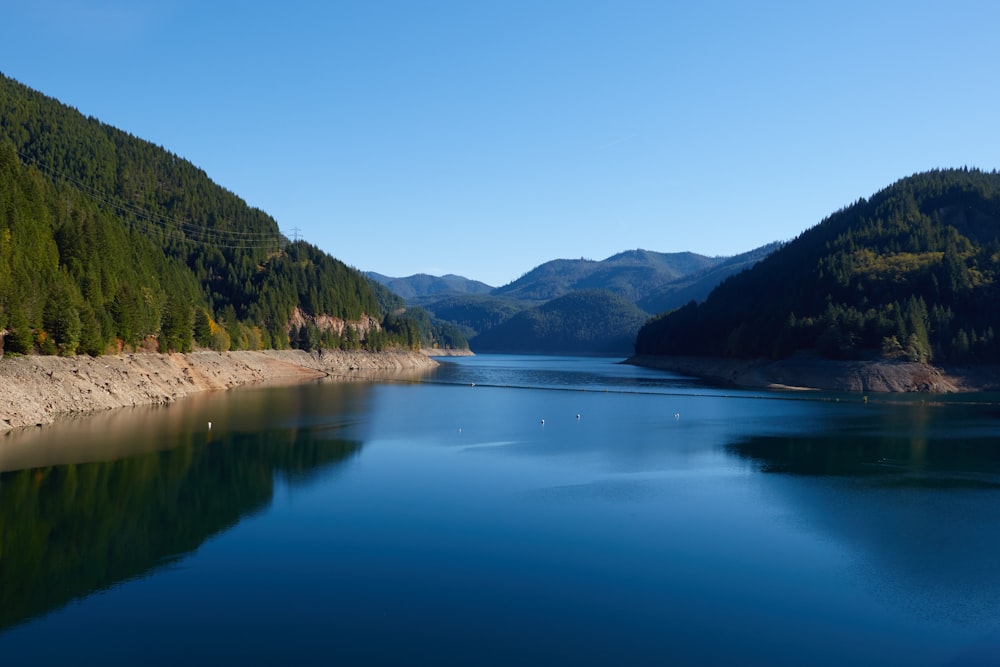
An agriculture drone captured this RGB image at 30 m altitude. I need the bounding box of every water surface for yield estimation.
[2,355,1000,665]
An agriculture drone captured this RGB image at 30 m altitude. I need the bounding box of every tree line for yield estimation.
[635,169,1000,364]
[0,73,464,356]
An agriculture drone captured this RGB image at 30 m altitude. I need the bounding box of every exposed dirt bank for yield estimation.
[0,349,438,432]
[420,348,475,357]
[626,353,1000,394]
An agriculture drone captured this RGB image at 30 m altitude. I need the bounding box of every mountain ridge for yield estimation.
[635,168,1000,366]
[0,71,462,355]
[367,244,781,355]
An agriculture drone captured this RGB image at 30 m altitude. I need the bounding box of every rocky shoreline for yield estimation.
[0,349,438,432]
[626,353,1000,394]
[7,348,996,433]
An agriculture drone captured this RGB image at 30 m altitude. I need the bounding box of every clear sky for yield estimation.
[3,1,999,287]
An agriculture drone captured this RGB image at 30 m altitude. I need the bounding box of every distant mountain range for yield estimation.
[367,244,781,355]
[364,272,494,301]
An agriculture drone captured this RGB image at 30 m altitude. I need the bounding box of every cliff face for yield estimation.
[0,349,437,431]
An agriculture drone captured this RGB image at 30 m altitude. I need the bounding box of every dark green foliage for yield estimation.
[42,279,82,355]
[380,306,470,351]
[110,285,161,347]
[432,320,470,351]
[636,169,1000,363]
[295,322,322,352]
[367,277,407,316]
[193,308,213,347]
[473,289,649,355]
[380,312,421,351]
[0,72,430,355]
[421,294,528,338]
[4,306,34,355]
[77,302,104,356]
[636,242,782,314]
[159,294,194,353]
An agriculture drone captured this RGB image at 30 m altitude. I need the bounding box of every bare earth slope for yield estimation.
[0,349,437,432]
[627,353,1000,393]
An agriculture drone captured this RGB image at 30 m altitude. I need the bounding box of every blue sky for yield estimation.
[3,1,999,287]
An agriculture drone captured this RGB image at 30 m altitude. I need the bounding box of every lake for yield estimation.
[2,354,1000,665]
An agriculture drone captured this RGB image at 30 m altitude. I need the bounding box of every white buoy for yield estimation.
[208,421,212,430]
[674,413,680,420]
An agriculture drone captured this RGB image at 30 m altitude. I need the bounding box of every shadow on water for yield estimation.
[0,388,366,634]
[725,401,1000,648]
[727,400,1000,488]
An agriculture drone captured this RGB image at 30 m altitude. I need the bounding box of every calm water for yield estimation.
[3,355,1000,665]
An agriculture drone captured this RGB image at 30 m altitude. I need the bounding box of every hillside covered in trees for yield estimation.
[471,290,648,355]
[370,245,778,355]
[636,169,1000,364]
[0,73,462,355]
[491,249,722,302]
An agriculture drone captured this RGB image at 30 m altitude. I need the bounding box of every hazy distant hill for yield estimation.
[636,169,1000,364]
[417,294,528,340]
[471,289,648,356]
[636,242,784,314]
[366,272,494,302]
[492,249,723,302]
[383,245,780,356]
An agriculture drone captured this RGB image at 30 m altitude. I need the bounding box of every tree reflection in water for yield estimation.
[0,426,361,632]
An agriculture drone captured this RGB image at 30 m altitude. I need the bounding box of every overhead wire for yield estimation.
[16,150,286,250]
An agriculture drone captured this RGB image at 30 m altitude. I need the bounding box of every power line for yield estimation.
[16,150,287,250]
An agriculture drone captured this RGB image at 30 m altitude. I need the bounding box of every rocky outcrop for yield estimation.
[0,349,437,432]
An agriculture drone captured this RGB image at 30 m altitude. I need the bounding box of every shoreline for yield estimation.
[626,353,1000,394]
[0,349,438,432]
[420,348,475,357]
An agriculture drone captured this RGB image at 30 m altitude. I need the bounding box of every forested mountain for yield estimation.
[493,250,723,302]
[471,289,648,356]
[366,272,493,303]
[636,242,783,314]
[636,169,1000,364]
[0,73,459,355]
[387,246,778,356]
[416,294,528,341]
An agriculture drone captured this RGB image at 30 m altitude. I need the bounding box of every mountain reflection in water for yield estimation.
[5,357,1000,665]
[726,404,1000,634]
[0,383,367,632]
[728,398,1000,483]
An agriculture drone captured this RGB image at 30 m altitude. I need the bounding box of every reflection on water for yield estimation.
[728,401,1000,485]
[732,432,1000,488]
[0,378,376,472]
[0,382,368,632]
[727,402,1000,639]
[4,356,1000,665]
